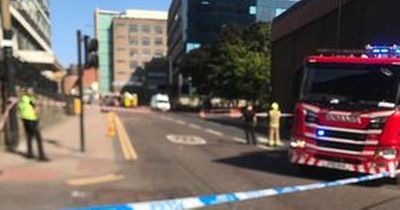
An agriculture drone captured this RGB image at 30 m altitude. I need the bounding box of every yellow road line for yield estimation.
[114,114,138,161]
[116,117,131,160]
[66,173,125,187]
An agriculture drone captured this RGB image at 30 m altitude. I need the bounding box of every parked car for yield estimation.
[150,94,171,111]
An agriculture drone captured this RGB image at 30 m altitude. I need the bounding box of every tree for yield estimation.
[211,23,271,102]
[180,47,213,95]
[178,23,272,103]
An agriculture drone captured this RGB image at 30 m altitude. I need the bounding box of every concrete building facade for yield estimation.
[4,0,62,72]
[95,9,167,93]
[112,10,168,90]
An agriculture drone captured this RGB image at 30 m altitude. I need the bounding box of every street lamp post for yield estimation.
[77,31,85,152]
[1,0,19,150]
[168,57,173,96]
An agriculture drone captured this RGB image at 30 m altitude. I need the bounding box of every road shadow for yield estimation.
[9,150,31,159]
[214,150,390,187]
[44,139,79,153]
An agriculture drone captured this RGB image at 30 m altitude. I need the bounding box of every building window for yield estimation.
[130,49,139,58]
[154,50,164,58]
[186,43,201,53]
[116,71,126,75]
[130,61,138,70]
[154,25,163,34]
[117,60,126,63]
[116,23,125,28]
[154,38,163,46]
[141,37,151,46]
[142,49,151,59]
[275,8,287,17]
[141,25,151,33]
[249,6,257,15]
[130,37,139,46]
[130,24,138,33]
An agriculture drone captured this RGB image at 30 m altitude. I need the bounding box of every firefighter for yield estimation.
[18,87,49,161]
[242,105,257,145]
[268,102,282,147]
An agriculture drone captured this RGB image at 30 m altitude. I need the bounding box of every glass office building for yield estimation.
[95,9,119,92]
[256,0,300,22]
[168,0,257,67]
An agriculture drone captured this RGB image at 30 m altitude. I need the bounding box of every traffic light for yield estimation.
[84,36,99,68]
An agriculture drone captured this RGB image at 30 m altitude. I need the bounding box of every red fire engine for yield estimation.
[289,45,400,179]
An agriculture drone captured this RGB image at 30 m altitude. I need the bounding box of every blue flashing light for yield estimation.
[372,49,380,53]
[367,45,400,56]
[380,49,389,53]
[317,130,325,137]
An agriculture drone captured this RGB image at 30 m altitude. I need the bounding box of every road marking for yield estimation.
[71,190,87,198]
[165,116,174,121]
[257,137,269,143]
[188,123,202,130]
[114,114,138,161]
[67,174,125,187]
[257,144,274,151]
[233,137,247,143]
[205,129,224,136]
[166,134,207,145]
[176,120,186,125]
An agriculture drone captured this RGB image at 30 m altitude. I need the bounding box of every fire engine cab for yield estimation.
[290,45,400,178]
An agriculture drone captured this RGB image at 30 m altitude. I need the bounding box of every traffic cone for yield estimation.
[107,112,116,138]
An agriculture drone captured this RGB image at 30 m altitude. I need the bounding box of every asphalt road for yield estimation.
[5,109,400,210]
[93,110,400,210]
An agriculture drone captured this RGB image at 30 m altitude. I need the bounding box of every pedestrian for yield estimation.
[268,102,282,147]
[242,105,257,145]
[18,87,49,161]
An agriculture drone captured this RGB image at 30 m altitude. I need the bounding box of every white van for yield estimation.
[150,94,171,111]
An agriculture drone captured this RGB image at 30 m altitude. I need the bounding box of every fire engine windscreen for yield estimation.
[302,64,399,107]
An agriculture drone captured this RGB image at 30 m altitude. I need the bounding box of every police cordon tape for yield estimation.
[36,101,151,113]
[37,101,294,117]
[198,109,293,119]
[63,170,399,210]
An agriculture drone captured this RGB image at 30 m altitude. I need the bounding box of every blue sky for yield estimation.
[50,0,171,67]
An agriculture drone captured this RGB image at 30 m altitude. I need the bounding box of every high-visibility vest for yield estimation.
[18,95,38,121]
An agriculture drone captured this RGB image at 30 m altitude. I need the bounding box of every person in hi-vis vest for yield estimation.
[18,87,49,161]
[268,102,282,147]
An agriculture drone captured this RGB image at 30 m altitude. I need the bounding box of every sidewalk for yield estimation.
[0,108,119,184]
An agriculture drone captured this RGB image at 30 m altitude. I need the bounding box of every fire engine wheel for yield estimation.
[388,174,400,185]
[297,165,316,175]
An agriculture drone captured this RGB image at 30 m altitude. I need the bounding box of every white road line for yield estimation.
[207,121,222,127]
[233,137,247,143]
[205,129,224,136]
[175,120,186,125]
[188,123,202,130]
[257,137,269,143]
[257,144,274,151]
[164,117,173,121]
